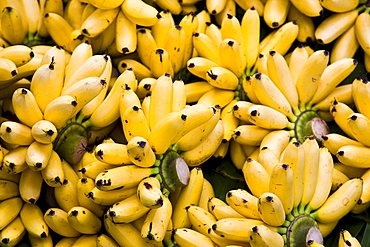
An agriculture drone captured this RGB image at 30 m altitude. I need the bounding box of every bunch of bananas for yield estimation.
[0,0,370,246]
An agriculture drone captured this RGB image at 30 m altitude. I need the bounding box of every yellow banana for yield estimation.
[0,121,34,146]
[352,76,370,119]
[242,158,270,197]
[30,120,57,144]
[347,113,370,146]
[0,5,27,45]
[251,73,294,118]
[0,216,26,247]
[0,197,23,231]
[172,167,204,229]
[197,87,235,108]
[151,10,175,48]
[249,224,285,247]
[104,216,154,247]
[94,142,132,166]
[287,4,315,43]
[198,178,215,210]
[192,32,221,64]
[0,57,18,81]
[76,177,105,217]
[11,87,44,127]
[263,0,291,28]
[288,44,310,85]
[209,197,245,220]
[96,233,120,247]
[247,104,292,129]
[337,145,370,168]
[64,0,86,30]
[117,59,152,82]
[87,186,137,206]
[25,140,53,171]
[44,208,81,238]
[137,176,163,209]
[310,178,363,223]
[331,24,359,63]
[163,25,187,74]
[260,129,291,159]
[241,6,260,70]
[329,100,355,139]
[126,136,156,168]
[257,192,286,226]
[43,95,78,129]
[19,167,43,204]
[172,227,215,247]
[115,9,136,54]
[179,12,198,68]
[187,57,219,80]
[80,7,119,38]
[41,150,65,187]
[141,195,172,243]
[0,45,34,67]
[20,203,49,239]
[232,124,271,147]
[289,0,323,17]
[121,0,160,27]
[295,50,330,109]
[315,8,363,45]
[67,206,102,234]
[106,193,150,224]
[355,9,370,57]
[322,133,364,155]
[89,0,124,9]
[220,14,243,51]
[1,146,28,174]
[148,48,174,78]
[305,146,334,214]
[338,229,362,247]
[219,39,245,78]
[0,179,19,201]
[225,189,260,219]
[121,105,151,142]
[95,165,158,191]
[172,79,187,112]
[54,179,80,212]
[136,28,157,69]
[269,163,294,215]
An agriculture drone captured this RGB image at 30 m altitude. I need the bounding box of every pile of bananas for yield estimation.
[1,0,370,246]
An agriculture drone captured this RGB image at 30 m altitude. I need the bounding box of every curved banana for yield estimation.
[0,45,34,67]
[249,224,285,247]
[121,0,160,27]
[0,57,18,81]
[0,5,27,45]
[41,150,65,187]
[44,208,81,238]
[263,0,291,29]
[287,4,315,43]
[257,192,286,226]
[0,179,19,201]
[248,104,292,130]
[1,146,28,174]
[355,9,370,57]
[225,189,260,219]
[172,227,215,247]
[76,177,105,217]
[19,167,43,204]
[121,105,151,142]
[43,95,78,129]
[126,136,156,168]
[310,178,363,223]
[338,229,362,247]
[347,113,370,147]
[20,203,49,239]
[289,0,323,17]
[89,0,124,9]
[137,176,163,208]
[0,121,34,146]
[232,124,271,146]
[0,197,23,231]
[336,145,370,168]
[192,32,221,64]
[242,158,270,197]
[0,216,26,247]
[67,206,102,234]
[94,142,132,166]
[87,186,137,206]
[352,77,370,119]
[151,10,175,48]
[322,133,364,155]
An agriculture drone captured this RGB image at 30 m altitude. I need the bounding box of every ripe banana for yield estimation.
[242,158,270,197]
[257,192,286,226]
[19,167,43,204]
[347,113,370,147]
[172,227,215,247]
[1,146,29,174]
[249,224,285,247]
[67,206,102,234]
[137,176,163,209]
[121,105,151,142]
[41,150,65,187]
[31,120,58,144]
[225,189,260,219]
[120,0,160,27]
[263,0,291,29]
[126,136,156,168]
[0,197,23,231]
[44,207,81,238]
[87,186,137,206]
[355,9,370,57]
[43,95,79,129]
[76,177,105,217]
[0,216,26,247]
[0,121,34,146]
[338,229,362,247]
[20,203,49,238]
[94,142,132,165]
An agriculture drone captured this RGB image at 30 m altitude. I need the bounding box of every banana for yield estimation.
[64,41,93,85]
[240,7,260,71]
[172,79,187,112]
[179,12,198,69]
[331,24,359,63]
[0,197,23,231]
[79,7,119,38]
[96,233,120,247]
[247,104,292,130]
[198,178,215,210]
[187,57,219,80]
[352,77,370,119]
[347,113,370,147]
[198,87,235,108]
[121,0,160,27]
[205,21,222,50]
[257,192,286,227]
[0,216,26,247]
[163,25,187,74]
[64,0,87,30]
[175,105,221,152]
[117,59,152,82]
[230,140,251,169]
[31,120,58,144]
[209,197,245,220]
[287,4,315,43]
[182,119,224,167]
[310,177,363,223]
[11,88,43,127]
[267,50,299,112]
[18,0,40,39]
[25,140,53,171]
[184,81,215,104]
[305,146,334,214]
[1,146,28,174]
[288,44,310,85]
[219,39,245,78]
[77,151,116,180]
[106,193,150,224]
[148,48,174,79]
[0,180,19,202]
[337,145,370,168]
[67,206,101,234]
[192,32,221,65]
[136,176,163,209]
[299,137,321,211]
[260,129,291,158]
[172,167,204,229]
[263,0,291,28]
[136,77,156,99]
[41,150,64,187]
[315,8,363,45]
[44,208,81,238]
[155,0,182,15]
[308,58,358,106]
[0,121,34,146]
[89,0,124,9]
[19,167,43,204]
[259,21,299,56]
[114,9,136,54]
[0,57,18,82]
[232,124,271,147]
[103,216,158,247]
[94,142,132,166]
[329,100,355,139]
[76,177,105,217]
[43,95,78,129]
[126,136,156,168]
[54,179,80,212]
[69,234,98,247]
[307,240,325,247]
[289,0,323,17]
[172,227,215,247]
[211,217,267,243]
[87,186,137,206]
[141,195,172,243]
[355,9,370,57]
[331,167,350,192]
[0,5,27,45]
[151,10,175,48]
[205,66,239,91]
[251,73,294,118]
[136,28,157,69]
[242,158,270,197]
[0,45,34,67]
[295,50,330,109]
[220,14,243,50]
[95,165,158,191]
[338,229,362,247]
[121,105,151,142]
[20,203,49,238]
[248,224,285,247]
[43,12,81,52]
[225,189,260,219]
[54,237,79,246]
[322,133,364,155]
